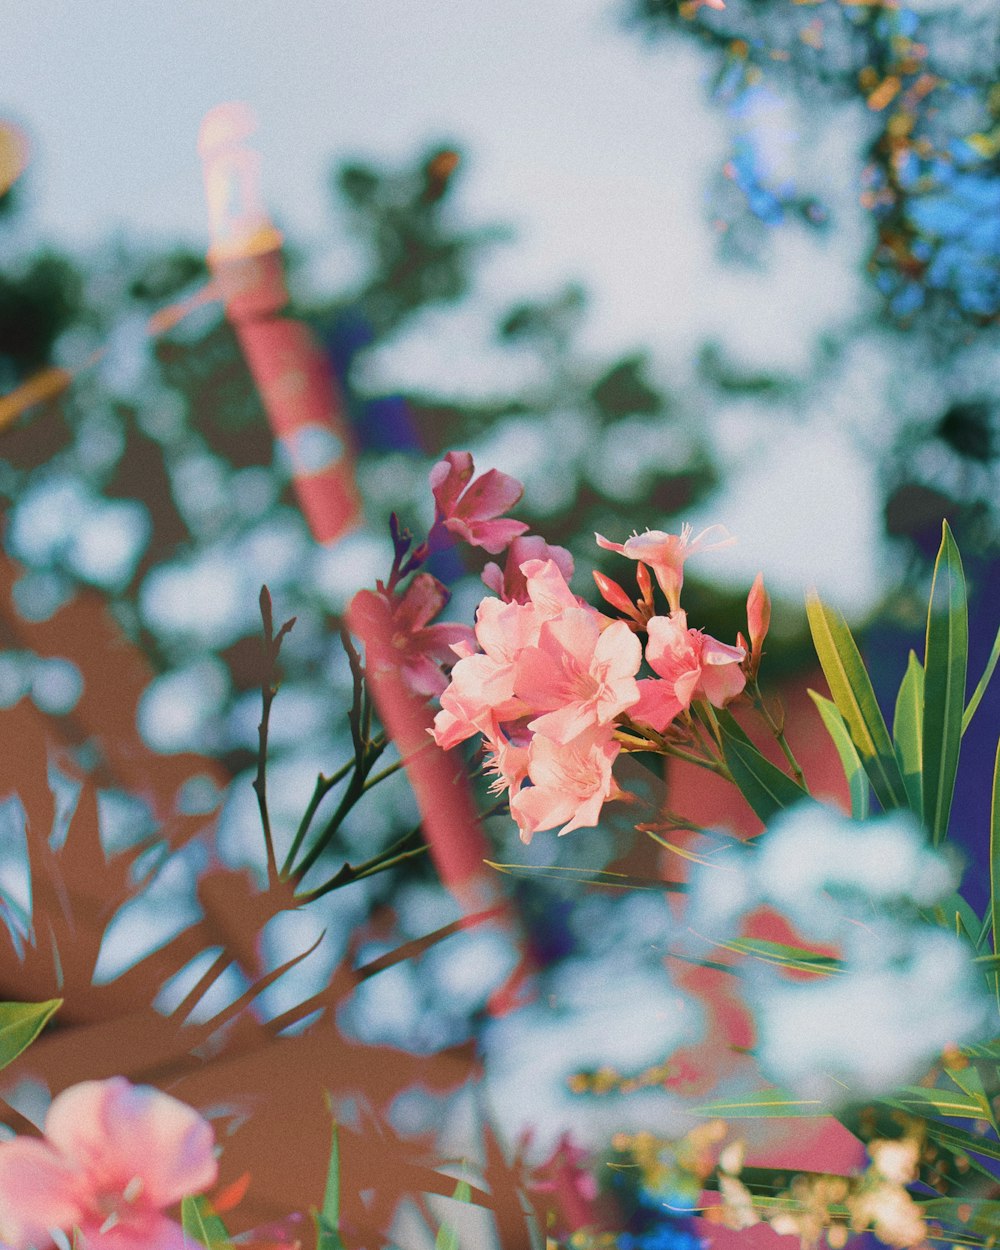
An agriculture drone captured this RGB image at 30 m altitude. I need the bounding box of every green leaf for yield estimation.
[716,711,808,822]
[921,1118,1000,1163]
[963,619,1000,735]
[922,521,968,845]
[485,861,684,892]
[435,1178,472,1250]
[693,1088,828,1118]
[717,936,843,976]
[921,1197,1000,1240]
[808,690,869,820]
[805,593,907,812]
[0,999,61,1071]
[892,651,924,819]
[315,1110,347,1250]
[884,1085,989,1121]
[992,739,1000,1013]
[180,1196,234,1249]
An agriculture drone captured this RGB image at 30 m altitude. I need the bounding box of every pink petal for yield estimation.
[429,451,474,516]
[452,467,524,522]
[630,678,684,732]
[79,1212,195,1250]
[45,1078,217,1211]
[447,514,530,554]
[699,658,747,708]
[0,1137,83,1249]
[394,573,450,634]
[594,532,628,556]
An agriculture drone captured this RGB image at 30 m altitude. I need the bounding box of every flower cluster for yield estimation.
[425,469,759,841]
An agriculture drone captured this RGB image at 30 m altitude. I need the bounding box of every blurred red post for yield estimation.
[198,102,361,544]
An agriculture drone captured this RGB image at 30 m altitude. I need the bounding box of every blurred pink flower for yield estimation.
[509,726,621,842]
[429,450,529,554]
[350,573,475,698]
[0,1077,217,1250]
[632,611,746,731]
[517,613,641,744]
[595,523,734,613]
[482,535,574,603]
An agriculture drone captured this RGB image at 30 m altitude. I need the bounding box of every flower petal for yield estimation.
[45,1078,217,1210]
[0,1137,84,1249]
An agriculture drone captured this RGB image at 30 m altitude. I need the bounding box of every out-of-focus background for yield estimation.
[0,0,999,1236]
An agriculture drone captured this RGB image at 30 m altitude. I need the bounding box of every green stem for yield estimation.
[280,755,361,879]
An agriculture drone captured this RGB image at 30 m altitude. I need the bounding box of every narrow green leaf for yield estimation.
[0,999,61,1071]
[808,690,869,819]
[992,739,1000,1014]
[963,620,1000,735]
[485,862,684,892]
[892,651,924,819]
[945,1064,997,1132]
[805,593,907,812]
[315,1110,347,1250]
[716,712,808,822]
[921,1197,1000,1239]
[435,1179,472,1250]
[694,1088,827,1118]
[180,1196,234,1249]
[718,936,843,976]
[922,521,968,844]
[921,1118,1000,1163]
[884,1085,988,1120]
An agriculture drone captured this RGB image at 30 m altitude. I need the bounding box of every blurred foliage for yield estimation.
[626,0,1000,557]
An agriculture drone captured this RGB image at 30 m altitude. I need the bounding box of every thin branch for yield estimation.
[252,585,296,888]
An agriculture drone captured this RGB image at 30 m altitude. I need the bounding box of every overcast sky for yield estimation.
[2,1,895,611]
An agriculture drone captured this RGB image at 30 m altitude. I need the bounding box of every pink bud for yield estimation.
[747,573,771,673]
[593,571,640,621]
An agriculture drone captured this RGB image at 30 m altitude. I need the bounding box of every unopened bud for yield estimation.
[593,571,640,620]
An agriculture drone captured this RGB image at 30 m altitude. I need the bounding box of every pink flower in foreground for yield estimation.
[516,612,641,744]
[350,574,475,698]
[482,535,574,603]
[430,450,530,554]
[631,611,746,732]
[746,572,770,676]
[431,558,584,749]
[509,727,621,843]
[595,523,734,613]
[0,1077,217,1250]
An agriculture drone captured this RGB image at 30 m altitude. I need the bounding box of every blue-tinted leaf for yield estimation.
[892,651,924,819]
[0,999,61,1071]
[805,594,907,812]
[808,690,869,819]
[922,522,968,845]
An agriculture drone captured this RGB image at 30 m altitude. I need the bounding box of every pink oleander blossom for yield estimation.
[632,611,746,732]
[350,574,475,698]
[481,535,574,603]
[516,612,641,744]
[595,523,734,613]
[509,726,621,843]
[429,450,530,554]
[0,1077,218,1250]
[431,559,584,749]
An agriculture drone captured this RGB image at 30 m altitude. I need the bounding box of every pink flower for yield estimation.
[595,523,734,613]
[509,726,621,843]
[429,450,530,554]
[482,535,574,603]
[0,1077,218,1250]
[349,574,475,698]
[516,613,641,744]
[631,611,746,731]
[431,559,582,749]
